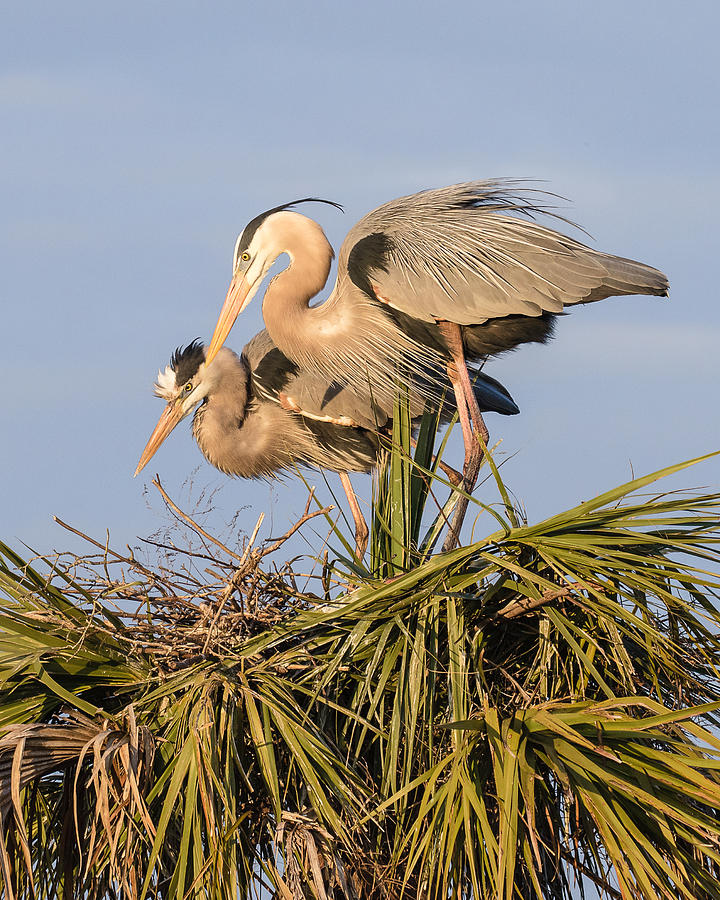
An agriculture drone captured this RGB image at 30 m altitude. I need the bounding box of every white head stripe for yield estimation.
[154,365,177,399]
[232,233,243,272]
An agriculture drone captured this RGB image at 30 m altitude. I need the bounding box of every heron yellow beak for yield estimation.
[205,272,252,366]
[134,400,185,476]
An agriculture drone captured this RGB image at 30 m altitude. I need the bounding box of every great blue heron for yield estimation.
[135,330,519,557]
[205,180,669,503]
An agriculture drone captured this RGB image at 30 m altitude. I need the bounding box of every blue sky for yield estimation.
[2,0,718,561]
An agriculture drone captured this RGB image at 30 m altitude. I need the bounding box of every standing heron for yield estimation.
[135,330,519,558]
[205,180,669,502]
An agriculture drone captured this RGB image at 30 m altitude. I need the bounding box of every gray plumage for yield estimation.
[197,179,669,553]
[213,180,668,412]
[341,181,668,326]
[149,330,519,480]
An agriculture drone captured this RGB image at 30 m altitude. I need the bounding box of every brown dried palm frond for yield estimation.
[0,709,154,900]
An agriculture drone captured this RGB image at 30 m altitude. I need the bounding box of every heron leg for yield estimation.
[339,471,369,561]
[409,437,463,486]
[442,363,483,550]
[437,321,490,444]
[437,321,488,551]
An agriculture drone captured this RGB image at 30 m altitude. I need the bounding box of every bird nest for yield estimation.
[46,478,334,676]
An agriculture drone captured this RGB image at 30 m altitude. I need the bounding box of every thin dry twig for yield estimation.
[53,517,166,599]
[258,490,334,560]
[50,484,340,673]
[201,514,266,653]
[151,477,248,563]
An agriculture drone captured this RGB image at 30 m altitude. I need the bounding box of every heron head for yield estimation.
[134,340,213,476]
[205,198,342,366]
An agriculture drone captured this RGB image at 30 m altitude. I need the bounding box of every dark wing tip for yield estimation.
[347,232,394,298]
[471,371,521,416]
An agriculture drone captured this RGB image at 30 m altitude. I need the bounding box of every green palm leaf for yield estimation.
[0,422,719,898]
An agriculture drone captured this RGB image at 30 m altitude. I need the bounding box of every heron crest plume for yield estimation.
[155,340,205,399]
[233,198,343,271]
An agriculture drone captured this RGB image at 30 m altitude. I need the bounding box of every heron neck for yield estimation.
[261,238,335,361]
[193,355,249,472]
[257,221,421,402]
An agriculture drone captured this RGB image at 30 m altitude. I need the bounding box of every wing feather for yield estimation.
[339,181,668,326]
[242,330,388,430]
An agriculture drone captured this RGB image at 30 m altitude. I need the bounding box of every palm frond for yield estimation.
[0,429,719,898]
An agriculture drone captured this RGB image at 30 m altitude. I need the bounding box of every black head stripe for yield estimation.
[235,198,344,256]
[171,339,206,386]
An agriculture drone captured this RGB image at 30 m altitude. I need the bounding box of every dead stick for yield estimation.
[259,506,334,559]
[497,584,580,620]
[53,517,162,586]
[203,515,266,652]
[202,499,332,652]
[54,517,135,564]
[152,476,247,563]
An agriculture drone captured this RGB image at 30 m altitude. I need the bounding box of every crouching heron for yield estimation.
[135,330,519,558]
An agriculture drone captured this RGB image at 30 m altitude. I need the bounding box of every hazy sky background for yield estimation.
[2,1,719,565]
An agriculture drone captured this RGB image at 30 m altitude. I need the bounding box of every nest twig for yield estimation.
[50,481,334,674]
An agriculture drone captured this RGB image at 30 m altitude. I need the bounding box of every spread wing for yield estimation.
[338,181,668,325]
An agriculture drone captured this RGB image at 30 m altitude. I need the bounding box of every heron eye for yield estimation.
[184,382,193,393]
[241,252,250,262]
